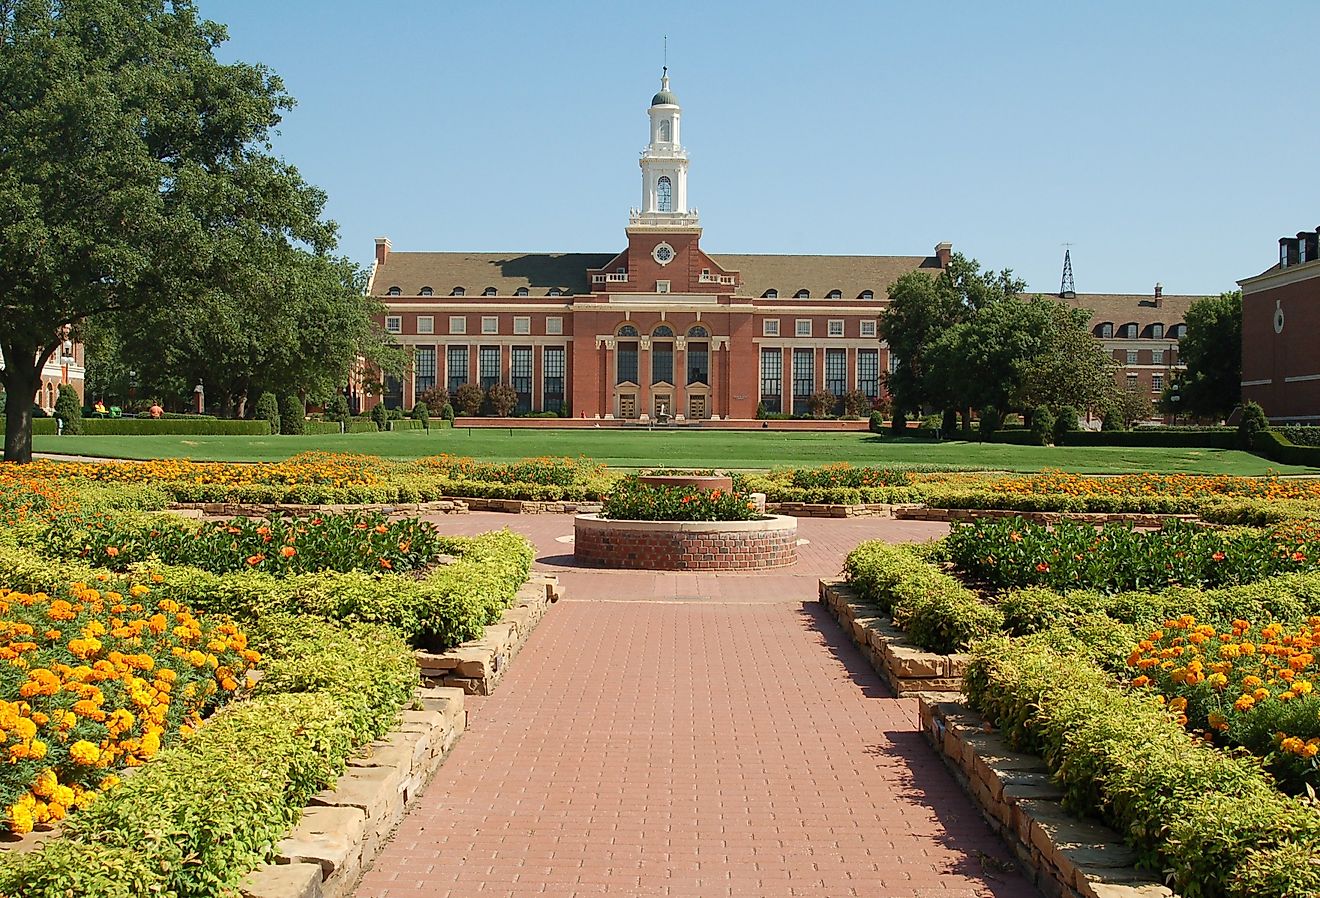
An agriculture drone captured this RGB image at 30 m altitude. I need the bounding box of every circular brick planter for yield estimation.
[573,514,798,570]
[635,474,734,492]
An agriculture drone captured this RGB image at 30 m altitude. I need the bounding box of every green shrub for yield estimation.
[32,418,272,436]
[412,401,430,427]
[842,541,1001,653]
[890,410,906,436]
[54,384,83,435]
[868,410,884,433]
[279,395,305,435]
[254,392,280,435]
[601,477,760,522]
[963,636,1320,897]
[369,402,388,431]
[327,394,351,427]
[978,406,1000,437]
[303,420,340,435]
[1052,405,1079,442]
[1275,426,1320,448]
[441,402,455,422]
[1253,430,1320,468]
[1239,401,1269,450]
[1029,405,1055,445]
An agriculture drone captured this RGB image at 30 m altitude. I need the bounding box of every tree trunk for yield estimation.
[2,360,39,465]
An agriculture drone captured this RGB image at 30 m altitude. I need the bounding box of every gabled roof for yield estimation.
[714,253,942,299]
[1056,292,1203,326]
[371,252,615,297]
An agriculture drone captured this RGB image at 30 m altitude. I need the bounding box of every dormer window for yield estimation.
[548,288,562,297]
[826,290,842,300]
[483,287,497,296]
[386,286,401,297]
[451,287,465,297]
[1123,323,1138,338]
[764,289,778,300]
[515,287,529,296]
[795,289,810,299]
[419,286,433,296]
[1100,323,1114,338]
[860,290,874,300]
[1151,323,1165,340]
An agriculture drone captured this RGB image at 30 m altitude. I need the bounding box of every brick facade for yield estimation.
[1239,229,1320,422]
[573,515,798,571]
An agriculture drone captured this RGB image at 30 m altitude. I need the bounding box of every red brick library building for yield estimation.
[1239,226,1320,422]
[366,73,1201,421]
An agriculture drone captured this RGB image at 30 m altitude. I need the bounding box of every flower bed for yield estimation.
[574,514,797,571]
[600,477,761,522]
[947,517,1320,593]
[0,580,257,834]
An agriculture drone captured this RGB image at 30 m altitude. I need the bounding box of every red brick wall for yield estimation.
[574,521,798,570]
[1243,270,1320,420]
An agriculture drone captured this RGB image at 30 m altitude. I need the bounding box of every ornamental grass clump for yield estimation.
[600,477,761,522]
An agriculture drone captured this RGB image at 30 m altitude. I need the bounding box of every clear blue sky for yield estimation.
[200,0,1318,296]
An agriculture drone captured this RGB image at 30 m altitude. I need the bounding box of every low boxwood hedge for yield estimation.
[964,634,1320,898]
[1254,430,1320,468]
[33,418,271,436]
[1060,429,1238,449]
[842,541,1001,653]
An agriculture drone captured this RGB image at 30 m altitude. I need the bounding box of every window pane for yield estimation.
[414,346,436,395]
[652,342,673,384]
[760,348,782,413]
[511,346,532,413]
[617,341,639,385]
[479,346,501,389]
[792,348,814,414]
[687,342,708,385]
[858,349,879,398]
[825,348,846,397]
[447,346,468,393]
[543,346,565,410]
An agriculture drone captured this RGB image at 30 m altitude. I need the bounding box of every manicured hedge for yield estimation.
[1254,430,1320,468]
[303,420,341,435]
[1276,426,1320,447]
[160,476,605,505]
[1060,429,1238,449]
[842,541,1001,653]
[33,418,271,436]
[0,615,417,898]
[964,635,1320,898]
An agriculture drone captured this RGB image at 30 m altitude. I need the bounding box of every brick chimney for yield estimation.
[1154,282,1163,307]
[934,242,953,268]
[374,237,392,266]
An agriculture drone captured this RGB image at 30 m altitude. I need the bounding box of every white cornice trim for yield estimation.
[1239,260,1320,294]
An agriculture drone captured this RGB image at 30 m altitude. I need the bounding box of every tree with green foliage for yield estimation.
[327,394,351,429]
[1237,400,1268,450]
[411,402,430,429]
[978,406,1001,438]
[1174,291,1242,421]
[254,392,280,435]
[487,383,518,417]
[370,402,388,431]
[0,0,370,461]
[1101,389,1154,431]
[278,395,305,435]
[1029,405,1055,446]
[454,383,484,417]
[53,385,82,435]
[1052,405,1080,442]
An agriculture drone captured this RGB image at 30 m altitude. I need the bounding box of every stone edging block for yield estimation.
[414,574,563,694]
[917,696,1173,898]
[818,579,965,694]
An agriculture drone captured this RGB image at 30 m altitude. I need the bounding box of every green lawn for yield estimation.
[30,428,1316,475]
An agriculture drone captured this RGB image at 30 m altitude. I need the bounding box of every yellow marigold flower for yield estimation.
[68,740,100,765]
[129,585,150,598]
[1234,695,1255,712]
[31,768,57,798]
[8,804,33,834]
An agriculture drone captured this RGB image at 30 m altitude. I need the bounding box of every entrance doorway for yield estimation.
[619,394,637,419]
[653,394,672,421]
[688,394,706,420]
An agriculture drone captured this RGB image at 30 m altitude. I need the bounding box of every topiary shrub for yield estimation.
[369,402,388,431]
[411,402,429,428]
[327,394,351,429]
[254,392,280,435]
[487,383,518,417]
[868,411,885,434]
[1053,404,1080,442]
[1029,405,1055,446]
[54,384,83,435]
[441,402,455,422]
[278,395,305,435]
[454,383,483,416]
[755,402,768,420]
[1238,401,1269,450]
[978,406,1001,438]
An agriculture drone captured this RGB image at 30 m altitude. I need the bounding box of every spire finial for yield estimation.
[662,37,669,89]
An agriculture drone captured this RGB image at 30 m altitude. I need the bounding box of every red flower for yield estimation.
[246,554,264,566]
[280,546,297,558]
[1212,551,1226,562]
[1035,562,1049,572]
[1294,551,1307,562]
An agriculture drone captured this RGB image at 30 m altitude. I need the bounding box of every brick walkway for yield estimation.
[356,514,1037,898]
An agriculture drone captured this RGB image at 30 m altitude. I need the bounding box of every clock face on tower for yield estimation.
[652,242,675,266]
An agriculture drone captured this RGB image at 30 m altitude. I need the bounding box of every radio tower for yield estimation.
[1059,245,1076,298]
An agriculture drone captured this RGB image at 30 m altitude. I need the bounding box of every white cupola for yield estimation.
[631,68,697,229]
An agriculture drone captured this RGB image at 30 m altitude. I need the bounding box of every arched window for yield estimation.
[795,289,810,299]
[451,287,465,297]
[483,287,497,296]
[688,325,708,337]
[1151,323,1165,339]
[657,176,672,212]
[659,119,671,142]
[826,290,842,300]
[515,287,529,296]
[386,286,401,296]
[860,290,874,300]
[653,325,674,337]
[419,286,434,296]
[1122,322,1138,338]
[1099,323,1114,338]
[764,289,778,299]
[618,324,639,337]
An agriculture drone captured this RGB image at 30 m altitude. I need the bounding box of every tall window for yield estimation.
[446,346,468,393]
[414,346,436,395]
[652,340,673,384]
[687,342,709,385]
[792,348,814,415]
[543,346,565,412]
[858,349,879,398]
[383,376,403,410]
[617,341,639,384]
[511,346,532,414]
[825,348,847,397]
[1152,323,1165,339]
[760,348,782,414]
[479,346,501,390]
[657,176,672,212]
[1152,349,1164,365]
[659,119,671,142]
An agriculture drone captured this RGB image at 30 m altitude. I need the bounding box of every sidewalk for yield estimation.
[356,514,1035,897]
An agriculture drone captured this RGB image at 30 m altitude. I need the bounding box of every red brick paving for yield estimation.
[356,513,1035,898]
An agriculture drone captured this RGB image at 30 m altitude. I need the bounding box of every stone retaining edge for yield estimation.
[818,578,966,694]
[414,574,564,695]
[240,685,467,898]
[917,695,1174,898]
[894,506,1200,527]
